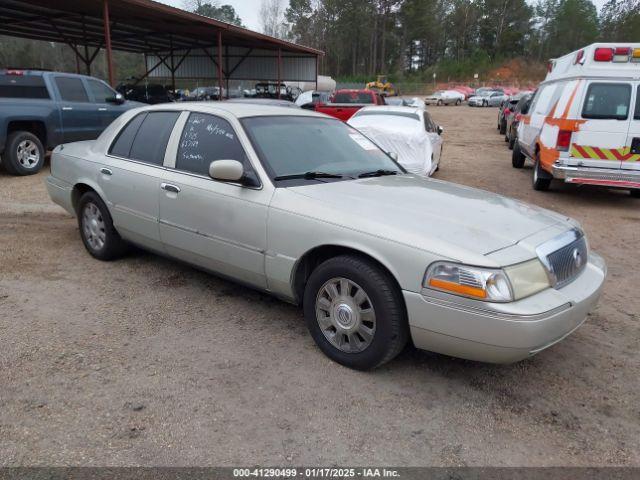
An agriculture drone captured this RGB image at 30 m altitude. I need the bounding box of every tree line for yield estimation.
[278,0,639,80]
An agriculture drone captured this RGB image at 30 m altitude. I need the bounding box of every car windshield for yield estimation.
[333,92,374,104]
[242,116,403,181]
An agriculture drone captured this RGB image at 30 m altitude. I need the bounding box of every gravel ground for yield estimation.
[0,106,639,467]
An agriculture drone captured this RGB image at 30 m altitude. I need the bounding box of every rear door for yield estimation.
[99,110,181,251]
[622,83,640,171]
[571,81,632,170]
[53,76,102,142]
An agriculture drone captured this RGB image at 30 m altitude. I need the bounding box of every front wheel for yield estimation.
[512,141,525,168]
[78,191,128,261]
[303,255,408,370]
[500,120,507,135]
[532,152,552,191]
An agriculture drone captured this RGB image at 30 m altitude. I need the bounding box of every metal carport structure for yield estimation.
[0,0,323,97]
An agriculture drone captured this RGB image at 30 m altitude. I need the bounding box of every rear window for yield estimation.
[333,92,374,104]
[582,83,631,120]
[0,75,50,99]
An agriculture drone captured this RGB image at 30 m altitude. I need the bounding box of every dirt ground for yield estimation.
[0,106,639,467]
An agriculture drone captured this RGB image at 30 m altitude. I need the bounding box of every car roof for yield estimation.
[134,101,325,119]
[355,105,422,115]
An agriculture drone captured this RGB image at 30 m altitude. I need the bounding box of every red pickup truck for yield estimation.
[315,89,386,121]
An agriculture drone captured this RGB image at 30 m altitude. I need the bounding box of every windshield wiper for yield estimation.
[274,171,345,181]
[358,169,399,178]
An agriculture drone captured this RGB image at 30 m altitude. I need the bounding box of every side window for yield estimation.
[532,84,557,115]
[635,86,640,120]
[109,113,147,158]
[582,83,631,120]
[55,77,89,102]
[423,113,436,132]
[129,112,180,165]
[87,79,116,103]
[176,113,250,176]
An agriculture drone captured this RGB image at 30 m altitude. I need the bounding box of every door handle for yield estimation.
[98,107,108,111]
[62,107,73,111]
[161,183,181,194]
[100,167,112,176]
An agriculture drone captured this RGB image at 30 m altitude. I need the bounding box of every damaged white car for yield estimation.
[348,106,444,177]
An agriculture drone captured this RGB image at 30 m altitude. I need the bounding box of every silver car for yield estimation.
[469,91,508,107]
[46,103,606,370]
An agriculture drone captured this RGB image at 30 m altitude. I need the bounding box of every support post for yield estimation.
[217,30,223,101]
[103,0,115,86]
[277,48,282,99]
[169,36,175,92]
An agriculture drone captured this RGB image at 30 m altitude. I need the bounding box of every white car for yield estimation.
[425,90,464,106]
[348,106,444,177]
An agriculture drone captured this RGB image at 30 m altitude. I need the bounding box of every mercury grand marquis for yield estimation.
[46,103,606,370]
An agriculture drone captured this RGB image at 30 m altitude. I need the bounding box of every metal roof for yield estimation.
[0,0,323,56]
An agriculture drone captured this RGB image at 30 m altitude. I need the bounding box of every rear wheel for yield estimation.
[500,120,507,135]
[532,151,552,191]
[512,141,526,168]
[303,255,408,370]
[508,129,516,150]
[1,131,45,175]
[77,191,128,261]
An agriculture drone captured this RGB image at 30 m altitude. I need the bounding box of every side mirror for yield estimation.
[209,159,244,182]
[437,126,444,135]
[107,93,125,104]
[388,152,399,161]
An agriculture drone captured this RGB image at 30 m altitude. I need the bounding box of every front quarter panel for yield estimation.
[265,188,441,301]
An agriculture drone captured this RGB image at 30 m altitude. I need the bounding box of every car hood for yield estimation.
[283,174,570,263]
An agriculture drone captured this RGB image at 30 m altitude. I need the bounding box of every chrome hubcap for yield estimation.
[16,140,40,169]
[82,202,106,251]
[315,277,376,353]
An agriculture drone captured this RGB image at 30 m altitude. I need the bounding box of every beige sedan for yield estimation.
[46,103,606,370]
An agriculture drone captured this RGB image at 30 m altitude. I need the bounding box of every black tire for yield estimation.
[508,129,515,150]
[500,120,507,135]
[437,100,443,106]
[512,141,526,168]
[303,255,408,370]
[456,99,461,106]
[77,191,128,261]
[1,131,45,176]
[630,189,640,198]
[532,151,552,191]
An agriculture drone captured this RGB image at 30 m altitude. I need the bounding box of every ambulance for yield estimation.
[513,43,640,196]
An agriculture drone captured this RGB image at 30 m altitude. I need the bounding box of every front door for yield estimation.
[84,77,124,129]
[53,76,102,142]
[158,112,269,289]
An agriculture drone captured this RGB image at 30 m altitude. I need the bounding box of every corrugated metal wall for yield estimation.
[146,47,317,82]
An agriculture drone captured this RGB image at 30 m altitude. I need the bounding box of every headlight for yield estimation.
[504,259,551,299]
[424,262,513,302]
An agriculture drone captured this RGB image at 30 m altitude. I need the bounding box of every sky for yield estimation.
[156,0,607,34]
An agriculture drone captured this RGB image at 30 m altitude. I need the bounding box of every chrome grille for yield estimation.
[536,229,588,289]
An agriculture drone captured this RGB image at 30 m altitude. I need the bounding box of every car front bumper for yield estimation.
[404,252,606,363]
[552,164,640,190]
